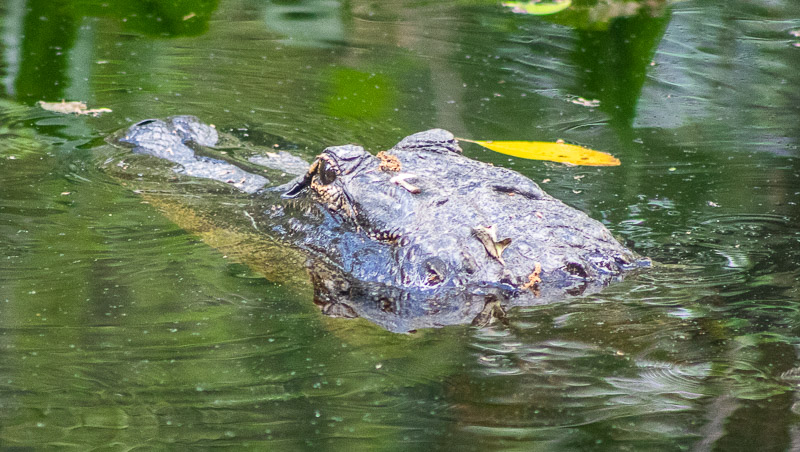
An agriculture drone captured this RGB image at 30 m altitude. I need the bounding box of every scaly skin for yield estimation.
[118,117,268,193]
[112,116,649,332]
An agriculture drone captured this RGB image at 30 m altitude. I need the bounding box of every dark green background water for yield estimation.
[1,0,799,449]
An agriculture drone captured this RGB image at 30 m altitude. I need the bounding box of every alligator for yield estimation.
[108,115,649,332]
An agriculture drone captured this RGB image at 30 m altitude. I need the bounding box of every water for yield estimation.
[1,0,799,449]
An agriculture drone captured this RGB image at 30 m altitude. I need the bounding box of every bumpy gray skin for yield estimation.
[113,116,648,332]
[118,117,268,193]
[317,133,638,286]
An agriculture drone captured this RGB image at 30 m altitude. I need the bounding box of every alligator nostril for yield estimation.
[134,119,157,127]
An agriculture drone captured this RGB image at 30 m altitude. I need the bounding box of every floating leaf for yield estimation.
[459,138,620,166]
[503,0,572,15]
[38,100,112,117]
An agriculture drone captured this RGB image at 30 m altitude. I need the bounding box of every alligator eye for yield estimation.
[318,159,337,185]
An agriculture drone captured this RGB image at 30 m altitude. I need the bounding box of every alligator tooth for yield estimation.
[472,225,512,266]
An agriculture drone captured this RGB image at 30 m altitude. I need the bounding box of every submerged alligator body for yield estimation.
[111,116,648,331]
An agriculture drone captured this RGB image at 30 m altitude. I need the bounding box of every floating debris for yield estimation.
[389,173,420,194]
[38,100,112,117]
[570,97,601,108]
[458,137,620,166]
[503,0,572,16]
[377,151,402,172]
[472,225,512,265]
[521,262,542,294]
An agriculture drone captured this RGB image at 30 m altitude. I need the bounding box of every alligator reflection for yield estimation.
[307,259,611,333]
[105,116,648,332]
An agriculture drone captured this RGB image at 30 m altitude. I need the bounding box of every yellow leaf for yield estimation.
[502,0,572,16]
[459,138,620,166]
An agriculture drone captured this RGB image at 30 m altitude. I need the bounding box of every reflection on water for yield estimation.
[1,0,800,449]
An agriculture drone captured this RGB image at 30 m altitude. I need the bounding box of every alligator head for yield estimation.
[282,129,647,315]
[110,116,648,332]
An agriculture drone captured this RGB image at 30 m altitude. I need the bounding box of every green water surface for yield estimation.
[1,0,800,450]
